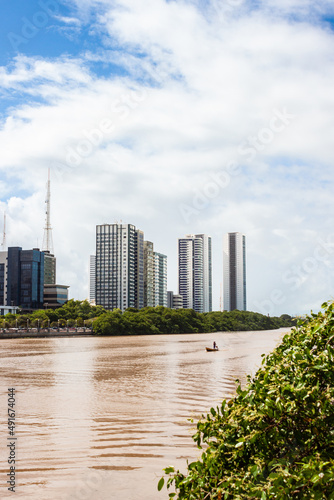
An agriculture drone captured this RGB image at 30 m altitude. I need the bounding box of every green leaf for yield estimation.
[158,477,165,491]
[164,466,175,474]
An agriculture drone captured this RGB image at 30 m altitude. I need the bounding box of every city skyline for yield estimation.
[1,4,333,499]
[2,202,334,315]
[95,222,168,311]
[0,1,334,316]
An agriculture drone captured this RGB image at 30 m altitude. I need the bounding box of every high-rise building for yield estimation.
[178,237,196,310]
[178,234,212,313]
[44,251,56,284]
[0,250,7,306]
[223,232,247,311]
[136,230,144,309]
[154,252,167,307]
[144,241,155,307]
[6,247,44,310]
[196,234,212,312]
[89,255,96,304]
[95,223,144,311]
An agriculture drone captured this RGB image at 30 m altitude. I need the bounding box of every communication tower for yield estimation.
[42,169,54,254]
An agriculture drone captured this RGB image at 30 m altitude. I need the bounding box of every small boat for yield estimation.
[206,347,219,352]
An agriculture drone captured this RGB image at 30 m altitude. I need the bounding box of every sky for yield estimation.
[1,0,334,316]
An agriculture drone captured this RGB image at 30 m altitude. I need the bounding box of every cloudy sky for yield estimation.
[1,0,334,316]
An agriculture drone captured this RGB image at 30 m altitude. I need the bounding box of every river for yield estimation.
[0,328,289,500]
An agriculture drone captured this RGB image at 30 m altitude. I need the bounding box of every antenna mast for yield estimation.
[2,212,6,251]
[42,169,54,254]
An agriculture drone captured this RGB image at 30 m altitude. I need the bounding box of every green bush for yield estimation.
[159,301,334,499]
[92,307,294,336]
[8,302,294,335]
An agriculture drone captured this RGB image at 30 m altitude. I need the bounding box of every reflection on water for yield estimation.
[0,329,289,499]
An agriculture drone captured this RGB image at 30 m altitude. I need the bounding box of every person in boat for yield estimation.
[213,341,217,349]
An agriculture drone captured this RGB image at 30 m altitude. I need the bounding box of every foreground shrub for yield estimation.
[159,301,334,499]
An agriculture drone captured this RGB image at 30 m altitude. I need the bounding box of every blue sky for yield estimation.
[1,0,334,315]
[1,1,81,62]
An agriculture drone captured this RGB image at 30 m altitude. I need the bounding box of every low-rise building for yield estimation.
[43,284,69,309]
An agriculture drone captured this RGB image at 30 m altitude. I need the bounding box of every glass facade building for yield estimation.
[0,263,4,305]
[7,247,44,310]
[0,250,7,305]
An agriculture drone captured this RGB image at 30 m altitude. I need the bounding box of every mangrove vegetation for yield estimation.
[1,300,295,334]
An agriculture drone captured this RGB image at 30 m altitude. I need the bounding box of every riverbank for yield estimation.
[0,329,94,339]
[0,326,291,340]
[0,300,296,337]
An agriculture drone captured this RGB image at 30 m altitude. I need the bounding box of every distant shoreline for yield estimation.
[0,329,94,339]
[0,326,290,340]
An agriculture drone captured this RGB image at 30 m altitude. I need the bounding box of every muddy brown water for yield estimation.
[0,329,289,499]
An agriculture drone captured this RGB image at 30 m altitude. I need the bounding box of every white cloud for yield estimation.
[0,0,334,314]
[53,15,82,25]
[0,55,92,91]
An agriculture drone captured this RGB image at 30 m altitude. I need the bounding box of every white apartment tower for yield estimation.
[178,234,212,313]
[96,223,144,311]
[197,234,212,312]
[154,252,168,307]
[89,255,96,304]
[223,232,247,311]
[144,242,168,307]
[144,241,155,307]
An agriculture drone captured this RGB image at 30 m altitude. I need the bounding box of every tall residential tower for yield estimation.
[144,241,155,307]
[154,252,168,307]
[96,223,144,311]
[178,234,212,313]
[89,255,96,304]
[223,232,247,311]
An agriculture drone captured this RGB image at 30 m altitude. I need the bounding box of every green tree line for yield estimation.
[91,305,294,335]
[1,300,106,328]
[1,300,295,333]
